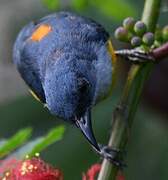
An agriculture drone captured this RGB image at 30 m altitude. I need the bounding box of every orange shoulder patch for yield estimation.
[30,24,52,42]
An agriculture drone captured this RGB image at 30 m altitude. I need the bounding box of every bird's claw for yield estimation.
[115,49,155,63]
[99,144,121,153]
[98,144,126,169]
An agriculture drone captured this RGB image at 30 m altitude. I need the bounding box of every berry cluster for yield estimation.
[155,25,168,47]
[115,17,168,51]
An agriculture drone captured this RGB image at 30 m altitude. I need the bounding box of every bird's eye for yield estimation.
[77,78,90,94]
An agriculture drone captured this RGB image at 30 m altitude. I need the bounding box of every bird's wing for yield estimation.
[13,22,46,103]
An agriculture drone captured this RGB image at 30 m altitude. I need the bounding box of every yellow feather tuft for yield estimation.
[29,89,41,102]
[107,39,118,93]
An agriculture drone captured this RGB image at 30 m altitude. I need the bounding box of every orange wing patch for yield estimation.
[30,24,52,42]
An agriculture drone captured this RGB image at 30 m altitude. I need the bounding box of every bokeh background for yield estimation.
[0,0,168,179]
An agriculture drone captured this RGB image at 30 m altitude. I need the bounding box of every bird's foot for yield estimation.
[115,49,155,63]
[97,144,126,169]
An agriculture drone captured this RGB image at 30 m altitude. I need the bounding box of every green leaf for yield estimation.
[42,0,60,10]
[0,128,32,158]
[91,0,136,21]
[28,125,65,157]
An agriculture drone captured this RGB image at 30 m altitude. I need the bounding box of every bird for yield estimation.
[13,11,153,166]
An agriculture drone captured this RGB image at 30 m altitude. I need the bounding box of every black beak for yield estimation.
[75,109,100,152]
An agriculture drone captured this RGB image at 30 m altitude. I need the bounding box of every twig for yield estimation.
[152,42,168,60]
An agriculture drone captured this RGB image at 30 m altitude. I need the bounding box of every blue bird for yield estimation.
[13,11,153,166]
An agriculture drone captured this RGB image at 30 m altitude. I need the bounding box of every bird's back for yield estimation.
[13,11,113,104]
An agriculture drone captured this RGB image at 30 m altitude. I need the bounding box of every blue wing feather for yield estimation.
[13,22,46,103]
[13,11,111,106]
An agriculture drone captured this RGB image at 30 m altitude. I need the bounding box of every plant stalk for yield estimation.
[97,0,162,180]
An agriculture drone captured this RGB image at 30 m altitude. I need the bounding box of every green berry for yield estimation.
[162,25,168,41]
[123,17,136,31]
[142,32,154,46]
[153,40,162,48]
[131,36,142,47]
[134,21,147,36]
[155,26,162,41]
[114,27,129,42]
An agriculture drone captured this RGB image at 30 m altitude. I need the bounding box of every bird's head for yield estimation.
[43,65,100,151]
[44,69,93,120]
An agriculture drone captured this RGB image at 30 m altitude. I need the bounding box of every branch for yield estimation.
[97,0,162,180]
[152,42,168,60]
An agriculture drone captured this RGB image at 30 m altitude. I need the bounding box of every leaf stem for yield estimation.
[97,0,162,179]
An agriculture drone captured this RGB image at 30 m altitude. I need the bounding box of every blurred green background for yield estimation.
[0,0,168,179]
